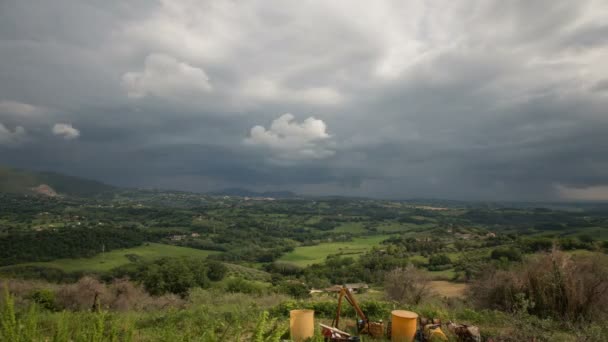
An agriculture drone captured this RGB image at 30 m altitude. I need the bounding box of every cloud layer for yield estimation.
[1,0,607,200]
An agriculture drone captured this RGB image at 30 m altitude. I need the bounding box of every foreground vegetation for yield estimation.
[2,269,608,341]
[1,178,608,340]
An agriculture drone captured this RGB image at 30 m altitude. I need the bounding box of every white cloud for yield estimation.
[555,184,608,201]
[245,113,334,161]
[122,53,212,99]
[0,123,26,145]
[52,123,80,140]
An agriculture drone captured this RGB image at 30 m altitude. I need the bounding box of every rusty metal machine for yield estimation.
[320,286,458,341]
[321,286,384,341]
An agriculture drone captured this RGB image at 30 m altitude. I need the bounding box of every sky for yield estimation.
[1,0,608,201]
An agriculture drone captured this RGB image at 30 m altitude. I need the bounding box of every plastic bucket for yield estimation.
[290,309,314,341]
[391,310,418,342]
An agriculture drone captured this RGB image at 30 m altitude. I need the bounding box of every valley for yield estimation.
[1,168,608,341]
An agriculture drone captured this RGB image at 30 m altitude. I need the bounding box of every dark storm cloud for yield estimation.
[1,0,607,200]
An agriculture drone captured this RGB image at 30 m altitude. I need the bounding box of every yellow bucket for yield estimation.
[290,309,314,342]
[391,310,418,342]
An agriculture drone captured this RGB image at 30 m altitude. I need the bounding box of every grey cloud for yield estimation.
[591,79,608,93]
[0,123,26,146]
[1,0,607,200]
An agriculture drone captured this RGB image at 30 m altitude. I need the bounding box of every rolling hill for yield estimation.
[0,166,115,197]
[210,187,297,198]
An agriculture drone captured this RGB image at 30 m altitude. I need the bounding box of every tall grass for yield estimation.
[3,280,606,341]
[1,285,135,342]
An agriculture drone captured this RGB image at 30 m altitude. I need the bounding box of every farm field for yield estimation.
[277,235,390,267]
[429,280,468,298]
[375,222,435,233]
[331,222,367,233]
[8,243,218,273]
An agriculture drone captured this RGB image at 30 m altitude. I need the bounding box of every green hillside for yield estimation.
[6,243,219,273]
[0,166,115,197]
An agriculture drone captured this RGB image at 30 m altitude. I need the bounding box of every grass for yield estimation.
[224,263,272,282]
[565,249,597,257]
[409,255,429,263]
[427,269,457,280]
[277,235,389,267]
[331,222,367,233]
[375,222,435,233]
[13,243,218,273]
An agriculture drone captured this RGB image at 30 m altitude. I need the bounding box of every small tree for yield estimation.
[429,254,452,266]
[384,264,431,305]
[206,261,228,282]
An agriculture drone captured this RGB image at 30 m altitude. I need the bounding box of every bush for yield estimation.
[384,264,431,305]
[276,281,310,299]
[265,262,303,276]
[225,278,265,295]
[521,238,553,253]
[30,289,56,311]
[140,258,210,296]
[206,261,228,282]
[56,276,106,311]
[470,250,608,321]
[429,254,452,266]
[490,247,522,262]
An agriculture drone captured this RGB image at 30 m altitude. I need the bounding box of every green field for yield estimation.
[278,235,389,267]
[13,243,218,273]
[331,222,367,233]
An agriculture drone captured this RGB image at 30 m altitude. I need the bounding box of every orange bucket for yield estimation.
[290,309,314,341]
[391,310,418,342]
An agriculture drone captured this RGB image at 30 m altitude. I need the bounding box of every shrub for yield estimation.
[470,250,608,321]
[429,254,452,266]
[276,281,310,299]
[490,247,522,262]
[265,262,303,276]
[206,261,228,282]
[106,278,149,311]
[30,289,56,311]
[225,278,265,295]
[141,258,210,296]
[55,276,107,311]
[384,264,431,305]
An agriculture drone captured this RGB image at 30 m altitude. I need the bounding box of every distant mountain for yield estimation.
[0,166,115,197]
[210,187,297,198]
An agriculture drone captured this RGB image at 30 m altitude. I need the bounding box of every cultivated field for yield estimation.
[277,235,389,267]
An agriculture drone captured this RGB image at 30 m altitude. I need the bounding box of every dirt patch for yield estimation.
[429,281,468,298]
[30,184,58,197]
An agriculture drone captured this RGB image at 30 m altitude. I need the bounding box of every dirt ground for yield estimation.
[429,281,468,298]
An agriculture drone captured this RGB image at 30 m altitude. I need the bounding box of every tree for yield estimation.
[490,247,522,262]
[277,281,310,299]
[140,258,209,296]
[384,264,430,305]
[207,261,228,281]
[429,254,452,266]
